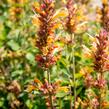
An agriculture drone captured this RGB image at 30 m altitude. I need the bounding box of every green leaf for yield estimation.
[26,53,35,63]
[26,100,33,109]
[0,98,4,107]
[7,40,20,51]
[76,87,83,96]
[56,91,68,98]
[11,70,23,77]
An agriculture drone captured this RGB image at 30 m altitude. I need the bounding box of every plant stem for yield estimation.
[99,73,103,109]
[47,69,54,109]
[72,33,76,109]
[69,33,76,109]
[99,93,102,109]
[49,93,54,109]
[47,69,51,83]
[59,98,62,109]
[70,87,73,109]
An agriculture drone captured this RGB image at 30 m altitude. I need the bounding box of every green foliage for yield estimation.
[0,0,109,109]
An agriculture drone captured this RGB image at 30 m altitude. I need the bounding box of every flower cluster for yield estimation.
[91,98,99,109]
[80,89,100,109]
[65,0,77,33]
[101,0,109,31]
[33,0,55,49]
[93,29,109,73]
[33,0,64,68]
[84,73,107,88]
[83,29,109,108]
[9,7,23,22]
[96,0,109,31]
[8,0,26,22]
[35,45,61,68]
[64,0,87,34]
[28,78,68,108]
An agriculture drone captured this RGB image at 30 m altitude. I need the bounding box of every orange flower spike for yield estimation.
[33,0,56,49]
[94,29,109,73]
[100,0,109,31]
[33,0,64,68]
[65,0,77,33]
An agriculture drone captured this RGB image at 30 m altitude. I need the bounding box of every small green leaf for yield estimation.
[11,70,23,77]
[56,91,68,98]
[7,40,20,51]
[26,100,33,109]
[0,98,4,107]
[26,53,35,63]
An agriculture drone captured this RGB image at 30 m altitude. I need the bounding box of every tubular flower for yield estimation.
[33,0,65,68]
[96,0,109,31]
[65,0,77,33]
[9,7,23,22]
[84,73,94,87]
[33,0,56,49]
[91,98,99,109]
[83,29,109,108]
[94,75,107,88]
[35,45,61,68]
[8,0,25,22]
[84,72,107,88]
[93,29,109,73]
[101,0,109,32]
[28,79,68,108]
[65,0,87,34]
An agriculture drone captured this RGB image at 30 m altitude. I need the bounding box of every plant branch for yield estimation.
[47,69,54,109]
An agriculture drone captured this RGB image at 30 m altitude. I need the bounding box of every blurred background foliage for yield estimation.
[0,0,107,109]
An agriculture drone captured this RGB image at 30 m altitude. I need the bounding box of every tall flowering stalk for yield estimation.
[96,0,109,32]
[94,30,109,73]
[33,0,62,69]
[32,0,67,108]
[101,0,109,32]
[33,0,55,49]
[65,0,77,108]
[64,0,87,108]
[83,29,109,109]
[65,0,77,33]
[93,29,109,109]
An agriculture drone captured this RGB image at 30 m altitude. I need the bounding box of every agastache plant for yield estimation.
[30,0,67,108]
[83,29,109,109]
[64,0,77,108]
[93,30,109,108]
[27,79,68,108]
[32,0,59,108]
[64,0,87,107]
